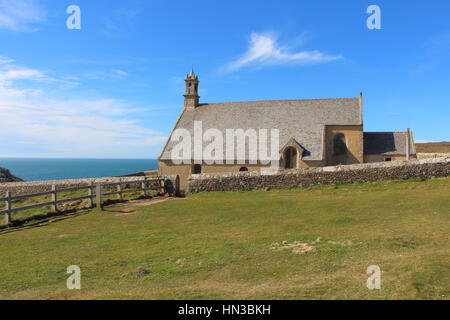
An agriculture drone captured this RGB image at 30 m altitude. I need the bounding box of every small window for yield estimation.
[239,167,248,172]
[333,133,347,155]
[193,164,202,174]
[385,157,392,162]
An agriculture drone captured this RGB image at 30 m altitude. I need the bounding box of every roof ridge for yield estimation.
[199,97,359,105]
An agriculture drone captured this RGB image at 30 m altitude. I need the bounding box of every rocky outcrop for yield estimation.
[0,167,23,183]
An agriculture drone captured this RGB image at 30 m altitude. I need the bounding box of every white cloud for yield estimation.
[226,32,342,72]
[0,65,49,83]
[0,55,15,64]
[0,56,166,158]
[0,0,47,32]
[114,69,128,77]
[0,57,78,90]
[84,69,129,81]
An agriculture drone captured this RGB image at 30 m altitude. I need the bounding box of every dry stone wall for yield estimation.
[417,153,450,159]
[0,175,180,197]
[188,158,450,193]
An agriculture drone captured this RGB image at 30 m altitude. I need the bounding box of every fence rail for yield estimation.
[1,176,174,226]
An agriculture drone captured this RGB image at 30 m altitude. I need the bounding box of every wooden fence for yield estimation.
[0,177,170,226]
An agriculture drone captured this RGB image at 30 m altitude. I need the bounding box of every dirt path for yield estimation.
[103,196,185,215]
[106,197,172,208]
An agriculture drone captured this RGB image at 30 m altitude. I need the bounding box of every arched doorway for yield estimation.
[284,147,297,169]
[333,133,347,155]
[239,167,248,172]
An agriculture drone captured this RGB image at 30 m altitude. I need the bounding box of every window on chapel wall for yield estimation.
[284,147,297,169]
[192,164,202,174]
[333,133,347,156]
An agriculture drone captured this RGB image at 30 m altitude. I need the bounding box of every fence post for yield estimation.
[117,183,123,201]
[4,191,11,226]
[141,178,147,197]
[88,182,94,208]
[51,185,58,212]
[96,183,103,210]
[160,178,165,195]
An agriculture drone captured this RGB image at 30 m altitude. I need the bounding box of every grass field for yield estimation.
[0,178,449,300]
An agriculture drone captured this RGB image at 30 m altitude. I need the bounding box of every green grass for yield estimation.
[0,178,449,300]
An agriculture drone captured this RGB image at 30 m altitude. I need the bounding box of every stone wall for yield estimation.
[188,158,450,193]
[0,175,180,197]
[417,153,450,160]
[159,160,328,191]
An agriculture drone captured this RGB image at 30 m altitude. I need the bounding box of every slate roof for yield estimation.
[160,97,362,161]
[364,132,416,155]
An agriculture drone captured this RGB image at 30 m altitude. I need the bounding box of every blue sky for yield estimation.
[0,0,449,159]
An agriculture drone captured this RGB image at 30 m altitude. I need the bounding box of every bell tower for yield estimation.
[184,68,200,108]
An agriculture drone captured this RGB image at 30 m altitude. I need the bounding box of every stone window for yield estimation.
[284,147,297,169]
[239,167,248,172]
[333,133,347,155]
[193,164,202,174]
[385,157,392,162]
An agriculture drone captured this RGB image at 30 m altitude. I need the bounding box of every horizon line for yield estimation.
[0,157,159,160]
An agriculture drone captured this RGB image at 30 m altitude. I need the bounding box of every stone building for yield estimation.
[158,70,416,190]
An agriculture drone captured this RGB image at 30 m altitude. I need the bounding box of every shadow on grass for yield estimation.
[0,208,92,236]
[0,195,158,234]
[100,195,153,214]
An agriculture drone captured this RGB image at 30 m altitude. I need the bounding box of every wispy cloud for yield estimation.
[0,65,50,83]
[0,58,78,90]
[0,56,166,158]
[225,32,342,72]
[0,55,15,64]
[101,6,142,37]
[0,0,47,32]
[84,69,129,81]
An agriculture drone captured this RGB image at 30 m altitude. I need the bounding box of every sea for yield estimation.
[0,158,158,182]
